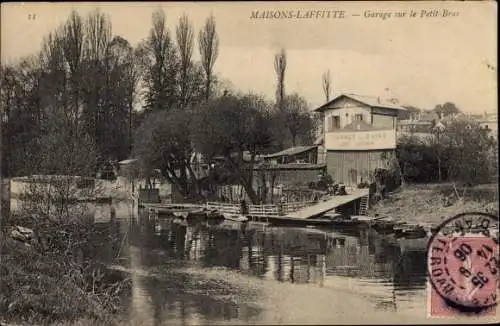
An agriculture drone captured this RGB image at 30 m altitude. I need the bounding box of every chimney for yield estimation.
[377,97,381,104]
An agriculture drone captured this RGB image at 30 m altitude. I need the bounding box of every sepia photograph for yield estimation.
[0,1,498,325]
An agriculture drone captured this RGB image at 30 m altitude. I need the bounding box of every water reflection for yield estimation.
[123,203,427,322]
[12,198,430,324]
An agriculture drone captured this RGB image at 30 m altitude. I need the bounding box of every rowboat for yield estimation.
[222,213,249,222]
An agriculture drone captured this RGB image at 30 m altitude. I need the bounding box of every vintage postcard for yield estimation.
[0,1,498,325]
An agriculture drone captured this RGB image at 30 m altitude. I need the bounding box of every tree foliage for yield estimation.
[282,93,315,147]
[439,117,496,184]
[191,94,274,203]
[433,102,461,119]
[396,117,497,185]
[132,108,197,197]
[1,9,143,178]
[142,9,179,113]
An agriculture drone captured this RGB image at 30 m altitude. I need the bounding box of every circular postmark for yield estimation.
[427,212,499,310]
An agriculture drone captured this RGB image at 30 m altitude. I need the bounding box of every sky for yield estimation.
[1,1,497,113]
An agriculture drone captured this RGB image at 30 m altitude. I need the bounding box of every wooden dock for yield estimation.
[141,200,315,217]
[286,188,370,219]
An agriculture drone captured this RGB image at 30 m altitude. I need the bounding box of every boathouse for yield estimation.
[315,94,405,186]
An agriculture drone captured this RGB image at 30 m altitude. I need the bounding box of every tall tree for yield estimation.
[143,9,179,112]
[133,108,199,198]
[322,69,331,102]
[198,14,219,101]
[107,36,137,159]
[191,94,274,204]
[61,11,85,137]
[1,56,46,176]
[82,9,113,157]
[283,93,314,147]
[2,9,142,176]
[274,48,287,111]
[176,14,194,107]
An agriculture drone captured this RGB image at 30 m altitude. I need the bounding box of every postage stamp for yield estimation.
[427,212,499,317]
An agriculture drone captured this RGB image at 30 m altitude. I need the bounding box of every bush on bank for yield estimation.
[0,213,131,325]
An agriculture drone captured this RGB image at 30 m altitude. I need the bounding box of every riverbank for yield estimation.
[0,215,132,326]
[369,183,499,227]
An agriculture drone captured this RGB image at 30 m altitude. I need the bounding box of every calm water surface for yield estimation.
[9,197,450,324]
[82,200,441,325]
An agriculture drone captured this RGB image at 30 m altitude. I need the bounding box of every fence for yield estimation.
[148,199,316,217]
[206,201,241,214]
[205,200,315,216]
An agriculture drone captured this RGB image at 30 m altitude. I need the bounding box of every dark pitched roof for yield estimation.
[315,94,406,112]
[262,146,317,159]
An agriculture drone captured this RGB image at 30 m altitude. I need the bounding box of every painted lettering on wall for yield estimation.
[325,130,396,150]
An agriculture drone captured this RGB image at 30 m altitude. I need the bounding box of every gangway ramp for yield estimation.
[286,188,370,219]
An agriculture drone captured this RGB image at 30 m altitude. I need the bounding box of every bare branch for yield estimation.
[322,69,331,102]
[274,48,287,110]
[84,9,112,63]
[198,14,219,101]
[176,14,194,107]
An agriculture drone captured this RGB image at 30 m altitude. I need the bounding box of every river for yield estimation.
[98,200,434,324]
[9,198,494,324]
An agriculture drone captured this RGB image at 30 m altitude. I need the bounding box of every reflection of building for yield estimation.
[315,94,404,185]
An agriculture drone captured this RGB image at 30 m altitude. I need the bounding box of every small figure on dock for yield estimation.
[110,206,116,221]
[335,184,347,196]
[276,195,285,215]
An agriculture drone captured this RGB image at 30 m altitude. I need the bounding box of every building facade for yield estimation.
[315,94,404,186]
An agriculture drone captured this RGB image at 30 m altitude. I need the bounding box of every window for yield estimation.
[329,116,340,131]
[327,115,342,131]
[355,114,363,121]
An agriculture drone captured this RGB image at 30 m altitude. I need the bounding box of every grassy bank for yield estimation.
[368,182,499,227]
[0,214,131,326]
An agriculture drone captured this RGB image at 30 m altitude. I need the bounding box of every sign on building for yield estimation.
[325,129,396,150]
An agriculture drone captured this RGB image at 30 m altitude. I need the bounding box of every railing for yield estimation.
[146,200,317,217]
[206,201,315,216]
[249,204,280,216]
[206,202,241,214]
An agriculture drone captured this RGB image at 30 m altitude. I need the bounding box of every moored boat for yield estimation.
[222,213,249,222]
